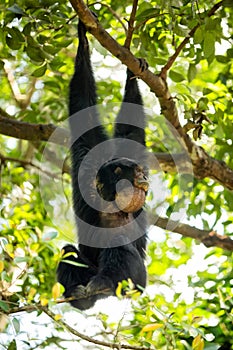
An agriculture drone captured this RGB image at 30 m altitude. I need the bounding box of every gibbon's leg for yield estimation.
[85,239,147,298]
[57,245,98,310]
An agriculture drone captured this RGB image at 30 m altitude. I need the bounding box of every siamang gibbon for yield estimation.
[57,17,149,310]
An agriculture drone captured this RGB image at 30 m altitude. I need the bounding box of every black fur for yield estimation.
[57,19,148,310]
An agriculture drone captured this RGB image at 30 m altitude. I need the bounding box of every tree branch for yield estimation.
[3,61,37,109]
[90,2,127,32]
[0,153,63,179]
[150,214,233,251]
[1,113,233,189]
[3,303,151,350]
[0,114,69,146]
[124,0,138,49]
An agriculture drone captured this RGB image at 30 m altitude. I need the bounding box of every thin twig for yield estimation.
[0,153,62,179]
[134,12,168,31]
[3,61,37,109]
[89,1,127,32]
[124,0,139,49]
[3,302,151,350]
[44,307,151,350]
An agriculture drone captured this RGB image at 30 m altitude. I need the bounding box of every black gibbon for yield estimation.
[57,18,149,310]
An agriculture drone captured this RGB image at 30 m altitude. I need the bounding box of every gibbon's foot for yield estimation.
[138,58,148,73]
[72,284,87,299]
[127,58,148,79]
[86,275,115,297]
[70,285,96,310]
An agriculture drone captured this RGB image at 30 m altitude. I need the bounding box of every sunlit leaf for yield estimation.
[0,261,4,273]
[116,282,123,298]
[52,282,63,300]
[40,296,49,306]
[54,314,62,321]
[192,334,204,350]
[141,323,163,332]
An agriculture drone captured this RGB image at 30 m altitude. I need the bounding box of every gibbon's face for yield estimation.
[96,158,149,213]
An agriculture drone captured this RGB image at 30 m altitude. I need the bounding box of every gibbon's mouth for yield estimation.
[115,186,147,213]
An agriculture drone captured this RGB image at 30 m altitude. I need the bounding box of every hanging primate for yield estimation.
[57,17,149,310]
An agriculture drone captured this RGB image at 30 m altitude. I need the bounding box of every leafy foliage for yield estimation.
[0,0,233,349]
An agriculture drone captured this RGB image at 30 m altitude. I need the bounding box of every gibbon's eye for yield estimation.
[114,166,122,175]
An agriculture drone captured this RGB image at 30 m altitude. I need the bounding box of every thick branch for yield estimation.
[150,214,233,251]
[0,115,69,146]
[1,114,233,189]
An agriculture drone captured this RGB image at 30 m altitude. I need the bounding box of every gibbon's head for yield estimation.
[96,158,148,213]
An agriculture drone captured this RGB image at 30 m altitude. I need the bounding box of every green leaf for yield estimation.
[203,88,212,95]
[203,32,215,58]
[26,45,45,63]
[197,97,208,110]
[6,35,21,50]
[188,63,197,82]
[169,70,185,82]
[23,22,32,36]
[194,26,204,44]
[42,231,58,241]
[204,17,218,31]
[227,48,233,58]
[43,44,59,55]
[14,256,30,263]
[12,317,20,333]
[7,4,25,15]
[0,300,10,312]
[136,8,159,21]
[32,64,47,77]
[223,0,233,7]
[153,57,168,65]
[215,55,228,63]
[7,27,24,42]
[173,23,189,37]
[7,339,17,350]
[5,27,24,50]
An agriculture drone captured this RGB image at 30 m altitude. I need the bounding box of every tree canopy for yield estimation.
[0,0,233,349]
